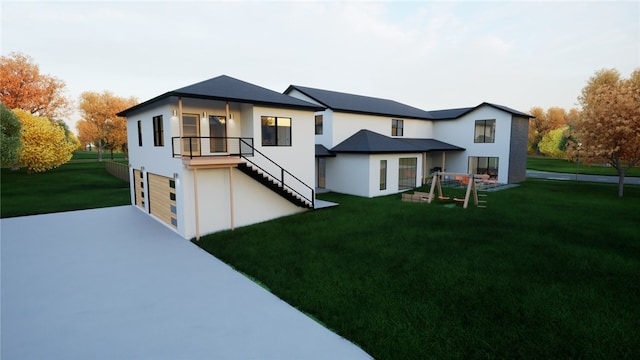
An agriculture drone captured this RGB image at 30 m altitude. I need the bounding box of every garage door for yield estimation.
[133,169,145,209]
[148,173,177,228]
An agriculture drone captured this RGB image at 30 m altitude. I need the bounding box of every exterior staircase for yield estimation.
[237,162,314,209]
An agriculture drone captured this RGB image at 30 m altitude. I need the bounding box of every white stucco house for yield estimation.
[117,75,323,240]
[119,75,532,239]
[284,85,532,198]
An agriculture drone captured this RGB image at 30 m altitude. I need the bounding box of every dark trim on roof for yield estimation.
[118,75,324,117]
[330,130,464,154]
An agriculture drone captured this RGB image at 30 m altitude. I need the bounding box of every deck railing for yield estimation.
[171,137,254,158]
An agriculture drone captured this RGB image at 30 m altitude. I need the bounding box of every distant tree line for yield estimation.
[528,68,640,197]
[0,52,137,173]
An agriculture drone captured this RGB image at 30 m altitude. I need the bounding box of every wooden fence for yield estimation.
[106,161,130,183]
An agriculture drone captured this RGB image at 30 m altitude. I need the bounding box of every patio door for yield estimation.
[209,115,227,153]
[182,114,200,156]
[317,158,326,188]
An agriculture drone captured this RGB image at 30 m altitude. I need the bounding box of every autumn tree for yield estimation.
[538,126,568,158]
[13,109,77,173]
[0,52,71,119]
[1,103,22,167]
[77,91,137,161]
[569,68,640,197]
[528,106,571,155]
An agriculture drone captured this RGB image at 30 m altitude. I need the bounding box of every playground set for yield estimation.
[402,172,490,208]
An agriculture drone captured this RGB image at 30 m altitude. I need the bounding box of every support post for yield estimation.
[229,167,235,231]
[193,168,200,241]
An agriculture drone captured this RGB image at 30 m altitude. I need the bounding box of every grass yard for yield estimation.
[528,156,640,177]
[196,180,640,359]
[1,161,130,218]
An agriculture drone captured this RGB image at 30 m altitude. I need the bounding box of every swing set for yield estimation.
[426,172,481,209]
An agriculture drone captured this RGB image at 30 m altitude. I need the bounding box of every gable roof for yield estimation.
[118,75,324,116]
[331,130,464,154]
[285,85,434,120]
[427,102,533,120]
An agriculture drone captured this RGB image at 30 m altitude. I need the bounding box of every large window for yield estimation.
[153,115,164,146]
[398,157,417,190]
[469,157,499,179]
[261,116,291,146]
[474,119,496,143]
[315,115,323,135]
[392,119,404,136]
[137,120,142,146]
[380,160,387,190]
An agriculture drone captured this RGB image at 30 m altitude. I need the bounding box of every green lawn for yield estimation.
[527,156,640,177]
[3,154,639,358]
[1,161,130,218]
[195,180,640,359]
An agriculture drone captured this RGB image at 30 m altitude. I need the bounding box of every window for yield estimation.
[474,119,496,143]
[153,115,164,146]
[261,116,291,146]
[209,115,227,152]
[392,119,403,136]
[315,115,323,135]
[137,120,142,146]
[380,160,387,190]
[469,157,499,179]
[398,157,417,190]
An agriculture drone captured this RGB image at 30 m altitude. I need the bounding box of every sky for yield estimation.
[2,0,639,132]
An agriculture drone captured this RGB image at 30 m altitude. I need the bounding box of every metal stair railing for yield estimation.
[239,139,314,208]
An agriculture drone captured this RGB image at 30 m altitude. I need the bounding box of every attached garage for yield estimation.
[148,173,177,229]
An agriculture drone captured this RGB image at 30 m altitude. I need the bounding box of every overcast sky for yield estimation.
[2,0,639,130]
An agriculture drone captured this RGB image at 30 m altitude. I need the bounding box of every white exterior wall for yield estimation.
[327,153,422,198]
[326,154,370,197]
[331,113,433,148]
[179,168,304,239]
[250,106,315,187]
[369,153,423,197]
[432,105,513,181]
[126,99,316,239]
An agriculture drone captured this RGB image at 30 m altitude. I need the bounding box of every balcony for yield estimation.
[172,137,254,168]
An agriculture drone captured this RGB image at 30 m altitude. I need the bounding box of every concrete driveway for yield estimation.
[1,206,372,360]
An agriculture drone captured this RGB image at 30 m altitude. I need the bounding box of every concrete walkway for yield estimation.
[1,206,372,360]
[526,170,640,184]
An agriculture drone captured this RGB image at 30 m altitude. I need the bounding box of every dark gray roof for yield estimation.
[285,85,434,120]
[400,138,466,152]
[426,102,533,120]
[118,75,324,116]
[285,85,532,121]
[315,144,335,157]
[331,130,464,154]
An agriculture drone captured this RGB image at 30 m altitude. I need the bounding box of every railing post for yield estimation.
[189,137,193,159]
[281,168,285,187]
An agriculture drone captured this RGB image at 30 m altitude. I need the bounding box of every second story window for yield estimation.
[474,119,496,143]
[261,116,292,146]
[137,120,142,146]
[392,119,403,136]
[153,115,164,146]
[315,115,323,135]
